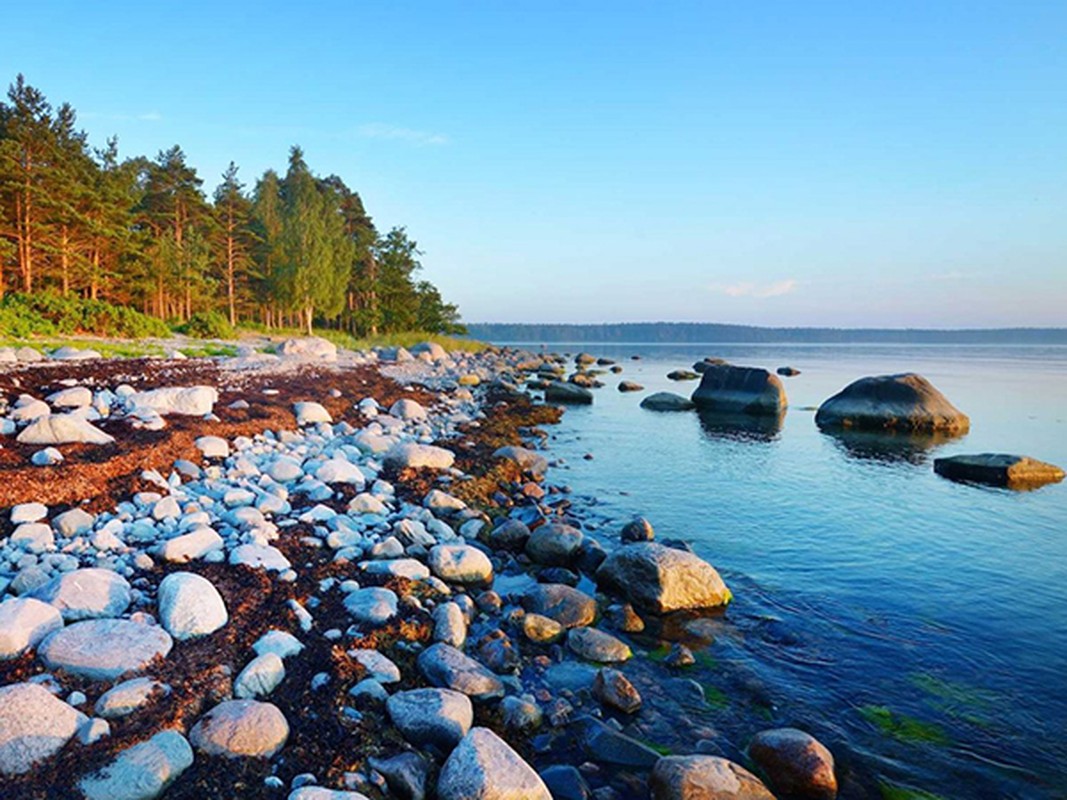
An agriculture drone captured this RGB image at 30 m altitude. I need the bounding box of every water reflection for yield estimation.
[822,427,962,465]
[697,409,784,443]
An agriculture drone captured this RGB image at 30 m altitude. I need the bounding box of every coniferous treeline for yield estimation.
[0,75,464,336]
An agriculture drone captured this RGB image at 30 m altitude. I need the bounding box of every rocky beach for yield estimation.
[0,338,850,800]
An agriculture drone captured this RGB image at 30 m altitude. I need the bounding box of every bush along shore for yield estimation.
[0,338,844,800]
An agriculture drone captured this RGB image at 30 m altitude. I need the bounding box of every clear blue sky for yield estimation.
[4,1,1065,327]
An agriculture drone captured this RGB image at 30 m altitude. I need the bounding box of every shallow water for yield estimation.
[516,343,1067,799]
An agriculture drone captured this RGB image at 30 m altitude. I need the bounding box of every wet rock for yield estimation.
[567,627,632,663]
[522,584,596,629]
[95,678,171,719]
[621,517,655,542]
[387,687,473,750]
[30,568,132,621]
[691,365,787,416]
[488,519,531,551]
[384,442,456,470]
[747,728,837,800]
[541,765,592,800]
[79,730,194,800]
[437,727,551,800]
[493,445,549,476]
[429,544,494,585]
[777,366,801,377]
[417,643,505,702]
[38,619,173,681]
[593,668,642,713]
[604,603,645,634]
[934,453,1064,489]
[640,392,695,412]
[17,413,114,445]
[815,373,968,434]
[665,643,695,667]
[545,382,594,405]
[0,682,87,775]
[474,629,521,672]
[668,370,701,381]
[618,381,644,393]
[523,612,565,644]
[344,587,399,625]
[525,522,584,566]
[190,699,289,758]
[597,542,731,614]
[157,571,228,640]
[368,752,433,800]
[650,755,775,799]
[571,716,660,769]
[0,597,63,659]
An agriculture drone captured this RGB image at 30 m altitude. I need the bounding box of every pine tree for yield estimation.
[213,162,255,325]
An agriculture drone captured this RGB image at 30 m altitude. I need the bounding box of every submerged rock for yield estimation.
[934,453,1064,489]
[815,373,968,434]
[437,727,551,800]
[690,365,787,415]
[651,755,775,799]
[747,728,837,800]
[597,542,731,614]
[640,392,695,412]
[544,381,593,405]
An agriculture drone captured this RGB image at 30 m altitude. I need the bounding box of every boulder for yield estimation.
[437,727,551,800]
[0,683,86,775]
[651,755,775,799]
[387,687,473,750]
[157,572,228,640]
[17,413,114,445]
[410,341,448,360]
[417,643,505,702]
[389,398,428,420]
[344,587,398,625]
[544,381,593,405]
[814,373,968,433]
[234,653,286,699]
[525,522,584,566]
[690,365,786,415]
[384,442,456,470]
[933,453,1064,489]
[293,401,332,425]
[10,502,47,524]
[79,730,193,800]
[493,445,549,475]
[522,613,565,644]
[127,386,218,416]
[315,457,366,486]
[348,649,401,683]
[30,568,132,621]
[50,346,101,360]
[276,337,338,361]
[640,392,695,412]
[567,627,632,663]
[488,519,531,551]
[621,517,655,542]
[618,381,644,392]
[747,728,837,800]
[667,370,700,381]
[522,584,596,629]
[47,386,92,408]
[593,668,642,714]
[429,544,494,585]
[596,542,731,614]
[0,597,63,659]
[190,699,289,758]
[571,716,660,768]
[159,527,224,562]
[194,435,230,459]
[38,619,173,681]
[367,752,433,800]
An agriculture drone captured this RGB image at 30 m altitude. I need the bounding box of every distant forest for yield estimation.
[0,75,463,336]
[467,322,1067,345]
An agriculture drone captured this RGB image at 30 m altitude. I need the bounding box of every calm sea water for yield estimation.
[514,343,1067,799]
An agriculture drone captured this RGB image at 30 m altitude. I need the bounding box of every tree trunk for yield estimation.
[304,306,313,336]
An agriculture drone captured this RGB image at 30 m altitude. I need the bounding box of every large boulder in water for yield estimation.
[934,453,1064,489]
[747,728,837,800]
[596,542,731,614]
[544,381,593,404]
[651,755,775,799]
[815,373,968,434]
[641,392,695,412]
[690,365,786,415]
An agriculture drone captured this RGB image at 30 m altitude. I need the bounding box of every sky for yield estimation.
[3,1,1065,328]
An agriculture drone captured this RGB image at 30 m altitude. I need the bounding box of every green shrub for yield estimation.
[0,292,170,338]
[177,311,236,340]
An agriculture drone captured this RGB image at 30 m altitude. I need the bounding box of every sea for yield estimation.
[507,342,1066,799]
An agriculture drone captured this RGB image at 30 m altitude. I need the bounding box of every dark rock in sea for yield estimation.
[570,372,599,388]
[574,537,608,575]
[651,755,775,799]
[474,629,522,673]
[697,409,783,442]
[610,365,624,374]
[777,366,801,377]
[814,373,968,433]
[747,728,838,800]
[640,392,695,412]
[597,542,731,614]
[618,381,645,392]
[621,516,655,542]
[597,357,617,366]
[604,603,646,633]
[593,667,642,713]
[576,353,597,366]
[933,453,1065,489]
[490,518,532,551]
[526,522,584,566]
[665,643,695,667]
[546,381,594,405]
[572,715,661,769]
[538,567,580,587]
[522,584,597,629]
[694,358,728,373]
[541,765,592,800]
[690,365,787,415]
[667,370,701,381]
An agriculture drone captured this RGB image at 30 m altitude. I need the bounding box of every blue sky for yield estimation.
[4,1,1065,327]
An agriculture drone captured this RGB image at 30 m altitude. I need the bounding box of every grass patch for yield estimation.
[909,673,997,710]
[859,705,951,746]
[879,782,946,800]
[178,344,239,358]
[0,338,165,359]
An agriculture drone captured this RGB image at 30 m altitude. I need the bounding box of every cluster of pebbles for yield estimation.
[0,338,837,800]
